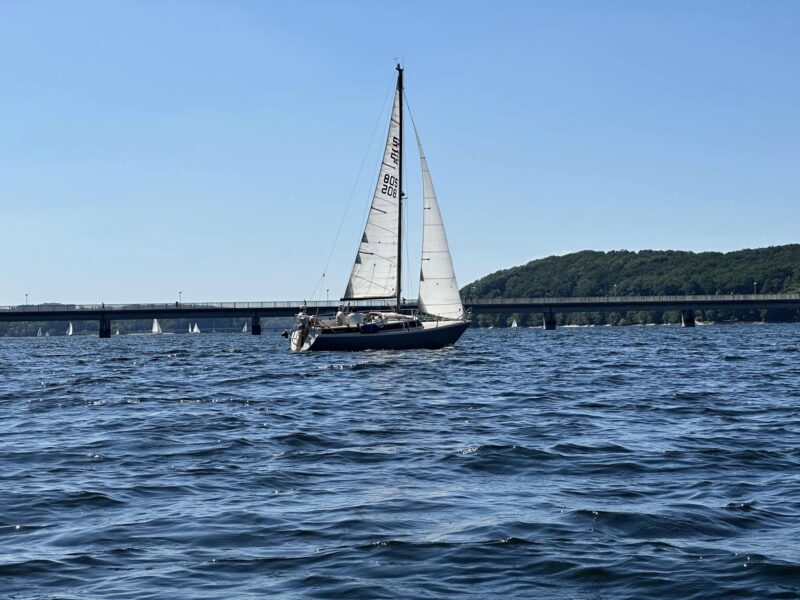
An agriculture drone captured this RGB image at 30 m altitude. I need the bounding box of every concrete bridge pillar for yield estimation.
[99,317,112,338]
[542,311,557,330]
[251,316,262,335]
[681,309,696,328]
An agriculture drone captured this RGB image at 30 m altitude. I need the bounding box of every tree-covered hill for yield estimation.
[462,245,800,326]
[464,245,800,298]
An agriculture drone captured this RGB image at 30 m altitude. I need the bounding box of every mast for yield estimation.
[396,63,403,311]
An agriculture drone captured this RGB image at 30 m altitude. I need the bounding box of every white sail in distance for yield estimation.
[66,322,73,336]
[343,87,402,301]
[152,319,162,334]
[414,129,464,320]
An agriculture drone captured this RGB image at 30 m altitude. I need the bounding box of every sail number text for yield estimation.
[381,174,398,198]
[390,136,399,166]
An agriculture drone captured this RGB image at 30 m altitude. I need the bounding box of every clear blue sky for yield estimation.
[1,1,798,305]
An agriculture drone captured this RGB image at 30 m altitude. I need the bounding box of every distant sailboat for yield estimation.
[242,322,248,334]
[188,322,193,333]
[66,322,73,336]
[115,329,120,335]
[36,327,42,337]
[192,323,200,334]
[45,331,50,337]
[511,319,518,328]
[152,319,162,335]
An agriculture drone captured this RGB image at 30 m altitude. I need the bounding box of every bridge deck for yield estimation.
[1,293,798,323]
[465,293,800,313]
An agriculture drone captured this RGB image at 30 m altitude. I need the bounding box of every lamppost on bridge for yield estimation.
[326,289,329,303]
[613,284,617,296]
[753,281,757,295]
[25,293,28,306]
[179,291,182,305]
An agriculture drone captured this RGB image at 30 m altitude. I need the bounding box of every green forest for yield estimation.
[462,245,800,327]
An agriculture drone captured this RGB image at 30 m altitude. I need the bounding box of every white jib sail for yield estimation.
[192,323,200,333]
[343,88,402,300]
[152,319,162,334]
[415,129,464,320]
[66,322,73,336]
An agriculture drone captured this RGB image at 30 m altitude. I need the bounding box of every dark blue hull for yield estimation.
[309,320,469,352]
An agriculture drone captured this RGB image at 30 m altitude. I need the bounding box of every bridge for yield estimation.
[2,293,798,336]
[464,293,800,329]
[0,300,381,337]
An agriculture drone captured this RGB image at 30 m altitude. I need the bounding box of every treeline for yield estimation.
[462,245,800,327]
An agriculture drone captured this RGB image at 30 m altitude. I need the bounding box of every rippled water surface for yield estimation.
[2,325,800,599]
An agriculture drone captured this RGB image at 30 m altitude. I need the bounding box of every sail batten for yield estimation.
[414,128,464,321]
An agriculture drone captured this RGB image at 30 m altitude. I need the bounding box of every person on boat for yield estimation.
[296,305,309,324]
[295,306,315,334]
[336,305,346,326]
[293,305,313,349]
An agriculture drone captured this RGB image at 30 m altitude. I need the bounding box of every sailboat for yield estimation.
[242,322,249,334]
[290,65,469,352]
[511,319,518,328]
[192,323,200,334]
[151,319,162,335]
[66,322,73,336]
[36,327,42,337]
[115,329,120,335]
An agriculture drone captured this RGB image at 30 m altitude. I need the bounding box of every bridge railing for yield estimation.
[0,299,406,313]
[2,293,799,313]
[0,301,310,312]
[462,293,800,305]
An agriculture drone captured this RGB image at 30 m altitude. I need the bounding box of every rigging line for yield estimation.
[309,75,396,301]
[403,91,420,149]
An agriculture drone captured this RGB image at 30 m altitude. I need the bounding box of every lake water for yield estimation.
[2,325,799,599]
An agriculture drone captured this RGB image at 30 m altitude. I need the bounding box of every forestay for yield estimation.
[415,129,464,320]
[342,88,402,300]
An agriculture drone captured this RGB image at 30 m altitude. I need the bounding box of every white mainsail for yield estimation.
[66,322,73,336]
[152,319,162,334]
[343,87,402,301]
[414,130,464,320]
[511,319,518,328]
[242,322,248,333]
[188,323,193,333]
[192,323,200,334]
[37,327,42,337]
